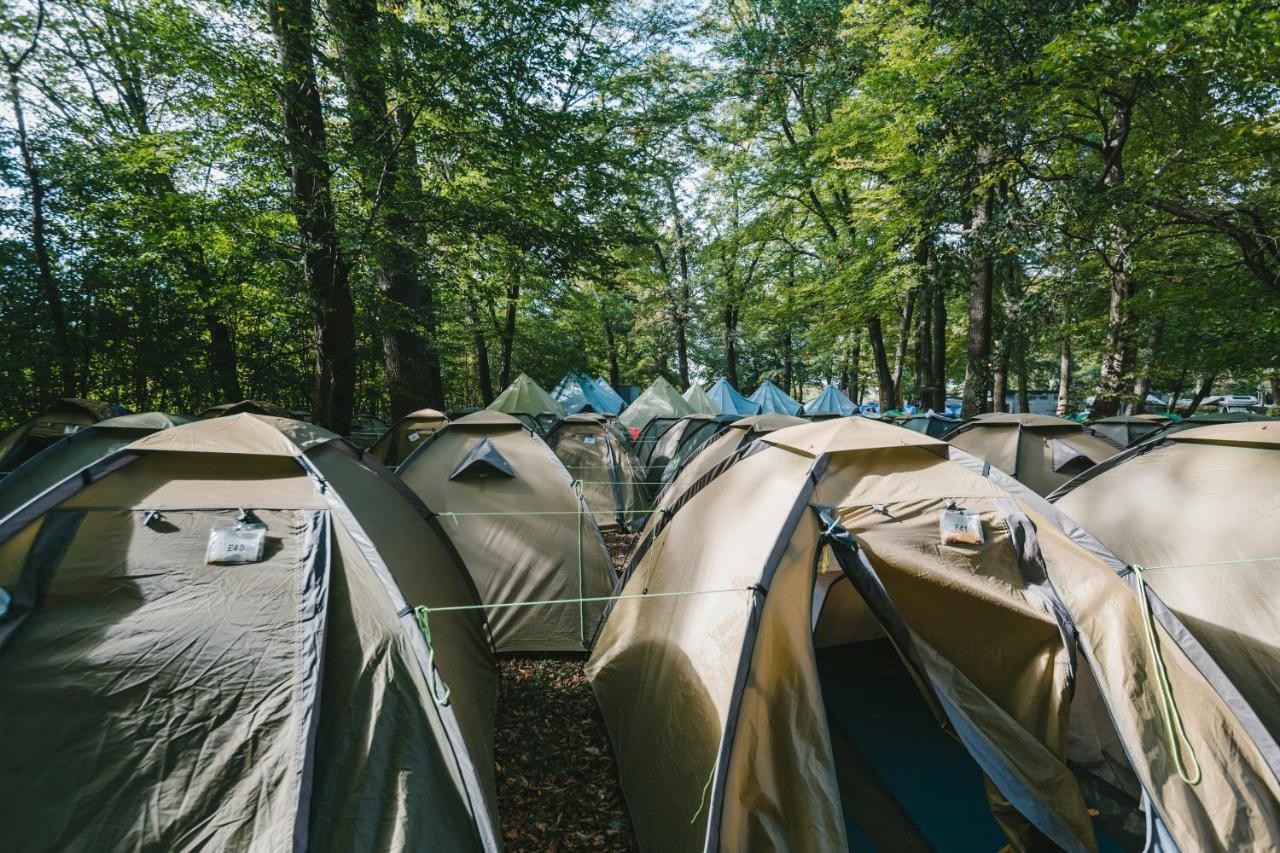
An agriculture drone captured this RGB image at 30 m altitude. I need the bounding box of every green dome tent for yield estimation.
[0,398,122,475]
[1088,415,1165,447]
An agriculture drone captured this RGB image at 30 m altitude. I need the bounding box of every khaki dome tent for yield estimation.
[546,413,650,532]
[647,412,806,525]
[369,407,449,467]
[0,414,500,852]
[682,382,719,415]
[1157,409,1274,437]
[197,399,291,419]
[0,412,191,521]
[589,416,1280,852]
[1051,421,1280,741]
[488,373,567,424]
[398,410,615,652]
[942,412,1121,495]
[618,376,695,432]
[1088,415,1165,447]
[0,398,121,474]
[640,413,738,485]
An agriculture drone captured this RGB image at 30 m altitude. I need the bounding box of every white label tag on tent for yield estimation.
[407,431,421,443]
[206,524,267,564]
[939,508,984,546]
[583,435,597,445]
[63,424,80,435]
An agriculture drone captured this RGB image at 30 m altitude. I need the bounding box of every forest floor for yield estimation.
[492,532,640,852]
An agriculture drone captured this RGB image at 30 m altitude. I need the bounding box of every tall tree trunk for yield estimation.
[849,334,861,402]
[1090,91,1137,419]
[267,0,355,433]
[329,0,438,417]
[914,243,933,409]
[499,263,520,389]
[601,303,620,388]
[962,187,995,418]
[866,315,895,411]
[5,58,73,396]
[467,293,493,404]
[1130,321,1161,415]
[396,104,445,408]
[724,304,739,387]
[1016,350,1029,415]
[782,330,793,396]
[206,315,242,400]
[1057,316,1073,416]
[890,291,915,410]
[930,259,946,412]
[1270,373,1279,409]
[666,181,691,390]
[1183,374,1215,417]
[992,347,1008,414]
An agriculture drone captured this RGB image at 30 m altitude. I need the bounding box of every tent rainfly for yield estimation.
[618,377,696,431]
[0,412,191,521]
[706,378,761,416]
[1087,415,1164,448]
[942,413,1121,495]
[648,412,806,521]
[1156,410,1274,437]
[1051,420,1280,741]
[547,413,651,532]
[589,416,1280,852]
[488,373,567,420]
[397,410,615,652]
[749,379,802,416]
[197,399,291,419]
[552,370,623,415]
[369,408,449,467]
[0,398,122,474]
[802,383,856,417]
[682,383,719,416]
[0,415,501,851]
[640,414,738,485]
[592,377,628,413]
[897,410,963,439]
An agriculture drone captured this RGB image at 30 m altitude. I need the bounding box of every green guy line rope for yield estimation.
[689,760,716,825]
[1132,563,1201,786]
[574,478,586,645]
[413,605,451,706]
[1139,556,1280,571]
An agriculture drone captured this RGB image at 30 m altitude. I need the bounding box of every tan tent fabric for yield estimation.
[488,373,567,419]
[943,413,1121,495]
[547,413,651,532]
[398,410,616,652]
[369,407,449,467]
[682,382,719,415]
[647,412,807,524]
[197,399,291,419]
[0,414,500,852]
[590,416,1280,852]
[1052,422,1280,741]
[1088,415,1164,447]
[0,398,119,473]
[618,376,696,430]
[0,412,189,522]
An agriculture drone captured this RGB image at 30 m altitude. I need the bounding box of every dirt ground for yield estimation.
[491,531,640,852]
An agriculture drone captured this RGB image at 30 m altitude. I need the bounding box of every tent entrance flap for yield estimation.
[817,639,1006,852]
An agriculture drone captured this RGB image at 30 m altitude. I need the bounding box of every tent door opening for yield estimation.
[813,568,1007,852]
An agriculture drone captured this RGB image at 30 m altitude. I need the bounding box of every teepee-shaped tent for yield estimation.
[682,382,719,415]
[706,378,761,416]
[802,383,856,417]
[593,377,627,412]
[749,379,802,415]
[618,377,696,430]
[488,373,567,419]
[552,371,623,415]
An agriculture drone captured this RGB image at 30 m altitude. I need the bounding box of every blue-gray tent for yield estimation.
[750,379,802,416]
[593,377,628,412]
[802,383,856,417]
[552,370,623,415]
[707,378,761,416]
